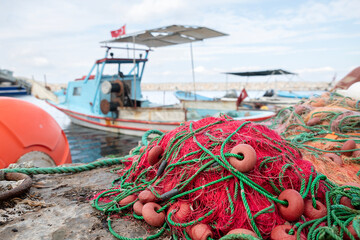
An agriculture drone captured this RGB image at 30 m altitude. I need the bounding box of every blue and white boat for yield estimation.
[225,69,314,100]
[0,69,30,96]
[48,25,275,136]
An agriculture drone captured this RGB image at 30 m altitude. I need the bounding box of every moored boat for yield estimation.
[0,69,31,96]
[48,25,275,136]
[174,69,320,111]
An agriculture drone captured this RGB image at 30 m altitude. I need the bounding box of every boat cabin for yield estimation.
[63,47,149,117]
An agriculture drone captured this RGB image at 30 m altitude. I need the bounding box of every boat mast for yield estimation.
[132,36,137,108]
[190,42,197,100]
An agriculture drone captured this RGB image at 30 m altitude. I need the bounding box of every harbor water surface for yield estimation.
[19,95,141,164]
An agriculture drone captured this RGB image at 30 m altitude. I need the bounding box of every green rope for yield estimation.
[2,156,129,175]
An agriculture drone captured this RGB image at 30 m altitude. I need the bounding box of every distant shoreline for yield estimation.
[18,76,331,92]
[141,81,331,91]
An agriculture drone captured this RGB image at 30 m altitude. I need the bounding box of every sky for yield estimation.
[0,0,359,86]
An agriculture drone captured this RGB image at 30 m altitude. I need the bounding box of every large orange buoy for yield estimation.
[0,97,71,168]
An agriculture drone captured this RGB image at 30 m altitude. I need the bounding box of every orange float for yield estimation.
[226,228,258,238]
[323,153,343,166]
[0,97,71,168]
[190,224,213,240]
[167,202,191,222]
[142,202,165,227]
[138,190,157,203]
[270,225,306,240]
[277,189,304,222]
[147,146,164,165]
[352,150,360,158]
[133,201,144,216]
[306,117,321,126]
[229,144,257,173]
[119,194,137,206]
[294,105,307,115]
[341,140,356,156]
[303,200,327,219]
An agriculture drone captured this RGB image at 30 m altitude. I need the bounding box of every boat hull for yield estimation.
[49,103,183,137]
[0,86,29,96]
[49,102,275,137]
[180,99,238,110]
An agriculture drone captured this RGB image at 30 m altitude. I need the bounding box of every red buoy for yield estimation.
[147,146,164,165]
[133,201,144,216]
[0,97,71,168]
[341,140,356,156]
[167,202,191,222]
[303,200,327,219]
[226,228,258,238]
[142,202,165,227]
[119,194,137,206]
[277,189,304,222]
[138,190,157,203]
[323,153,343,166]
[294,105,307,115]
[229,144,257,173]
[190,224,213,240]
[307,117,321,126]
[271,225,306,240]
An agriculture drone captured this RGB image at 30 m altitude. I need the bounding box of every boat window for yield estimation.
[103,63,135,78]
[73,87,81,96]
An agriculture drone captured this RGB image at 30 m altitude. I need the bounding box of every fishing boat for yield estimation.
[0,69,31,96]
[225,69,317,106]
[174,90,254,110]
[48,25,275,136]
[175,69,321,111]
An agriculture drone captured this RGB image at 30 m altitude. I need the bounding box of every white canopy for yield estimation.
[103,25,228,48]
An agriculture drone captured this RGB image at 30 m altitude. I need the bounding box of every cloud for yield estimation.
[296,67,335,74]
[0,0,359,84]
[32,57,50,67]
[122,0,184,23]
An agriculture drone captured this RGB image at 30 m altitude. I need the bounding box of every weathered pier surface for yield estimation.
[0,166,167,240]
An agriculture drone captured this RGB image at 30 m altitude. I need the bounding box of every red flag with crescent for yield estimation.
[236,88,248,107]
[111,25,126,38]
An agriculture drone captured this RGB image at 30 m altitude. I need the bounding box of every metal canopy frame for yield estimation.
[225,69,296,77]
[102,25,228,100]
[102,25,228,48]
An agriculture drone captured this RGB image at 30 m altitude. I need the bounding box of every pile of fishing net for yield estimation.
[92,115,360,240]
[265,92,360,185]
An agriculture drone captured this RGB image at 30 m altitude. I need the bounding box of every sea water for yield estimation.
[15,96,140,164]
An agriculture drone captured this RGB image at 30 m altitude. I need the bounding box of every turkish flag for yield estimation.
[111,25,126,38]
[236,88,248,107]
